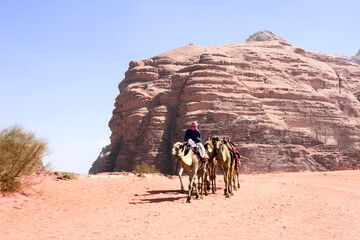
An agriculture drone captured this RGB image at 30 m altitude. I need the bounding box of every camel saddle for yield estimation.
[223,138,241,168]
[185,144,207,163]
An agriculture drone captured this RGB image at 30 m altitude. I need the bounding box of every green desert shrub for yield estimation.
[133,162,159,174]
[0,126,49,192]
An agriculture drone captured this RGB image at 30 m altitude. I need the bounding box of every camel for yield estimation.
[232,164,241,190]
[223,140,241,190]
[212,138,235,198]
[196,164,209,197]
[204,140,217,193]
[171,142,208,203]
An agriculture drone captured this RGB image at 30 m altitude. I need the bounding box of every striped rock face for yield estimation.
[91,31,360,174]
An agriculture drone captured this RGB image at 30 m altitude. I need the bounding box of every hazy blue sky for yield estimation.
[1,0,359,173]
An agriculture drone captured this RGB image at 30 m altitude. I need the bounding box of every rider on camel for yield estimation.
[184,121,206,162]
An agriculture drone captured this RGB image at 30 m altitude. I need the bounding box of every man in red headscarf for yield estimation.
[184,121,206,160]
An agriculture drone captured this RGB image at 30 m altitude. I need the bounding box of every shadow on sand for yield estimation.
[129,186,226,204]
[129,189,186,204]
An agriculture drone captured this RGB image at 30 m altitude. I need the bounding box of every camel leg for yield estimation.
[203,163,208,196]
[223,167,227,196]
[230,165,234,196]
[199,175,203,199]
[224,168,230,198]
[206,178,209,195]
[232,165,237,191]
[230,166,236,193]
[209,165,213,193]
[201,166,208,198]
[220,165,227,196]
[187,170,198,203]
[213,166,217,193]
[205,169,210,192]
[233,171,237,191]
[178,166,185,192]
[197,174,203,199]
[236,167,240,189]
[230,179,234,196]
[210,164,215,194]
[193,177,200,199]
[209,173,214,193]
[228,168,233,196]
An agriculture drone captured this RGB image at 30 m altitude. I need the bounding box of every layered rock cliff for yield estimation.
[90,31,360,174]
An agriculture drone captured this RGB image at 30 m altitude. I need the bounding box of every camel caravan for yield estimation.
[171,121,241,203]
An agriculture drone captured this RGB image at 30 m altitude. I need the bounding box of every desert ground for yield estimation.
[1,170,359,240]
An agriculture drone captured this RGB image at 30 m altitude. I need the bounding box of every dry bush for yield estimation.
[0,126,49,192]
[55,171,77,180]
[133,163,159,174]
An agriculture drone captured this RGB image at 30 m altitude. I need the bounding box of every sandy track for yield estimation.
[1,170,359,240]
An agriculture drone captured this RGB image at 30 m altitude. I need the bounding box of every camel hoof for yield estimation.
[225,194,230,198]
[186,197,191,203]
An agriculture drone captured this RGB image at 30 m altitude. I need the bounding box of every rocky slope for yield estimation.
[89,145,110,174]
[353,49,360,64]
[90,31,360,174]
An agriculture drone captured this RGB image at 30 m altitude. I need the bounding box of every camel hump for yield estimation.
[204,141,213,148]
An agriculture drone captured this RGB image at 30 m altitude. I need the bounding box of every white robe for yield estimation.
[187,139,205,158]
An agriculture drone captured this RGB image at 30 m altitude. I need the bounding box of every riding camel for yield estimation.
[212,137,235,198]
[204,140,217,194]
[171,142,208,203]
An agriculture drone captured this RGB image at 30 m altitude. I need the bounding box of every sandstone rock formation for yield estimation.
[91,31,360,174]
[246,30,286,42]
[353,49,360,65]
[89,145,110,174]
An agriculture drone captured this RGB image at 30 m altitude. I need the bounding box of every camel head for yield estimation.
[171,142,186,157]
[212,137,222,152]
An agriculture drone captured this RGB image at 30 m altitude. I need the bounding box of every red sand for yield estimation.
[1,170,360,240]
